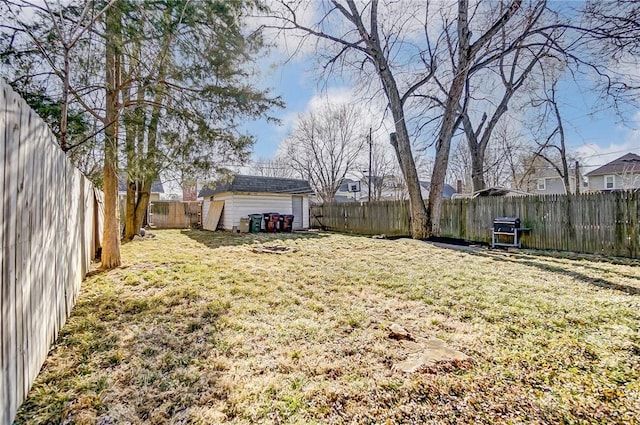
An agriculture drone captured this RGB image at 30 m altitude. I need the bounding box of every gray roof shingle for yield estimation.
[586,153,640,176]
[199,175,313,198]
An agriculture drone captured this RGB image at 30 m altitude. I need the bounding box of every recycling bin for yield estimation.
[280,214,294,232]
[263,212,280,233]
[249,214,263,233]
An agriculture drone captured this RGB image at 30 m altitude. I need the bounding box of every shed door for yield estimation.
[292,196,303,230]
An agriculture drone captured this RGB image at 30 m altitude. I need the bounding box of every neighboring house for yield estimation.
[514,155,585,194]
[118,178,165,201]
[198,175,314,231]
[585,153,640,191]
[333,177,457,202]
[333,176,400,202]
[419,180,458,200]
[333,178,362,202]
[531,167,580,195]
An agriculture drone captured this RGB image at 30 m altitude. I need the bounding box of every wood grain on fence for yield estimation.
[1,79,102,425]
[311,200,410,236]
[311,192,640,258]
[148,201,202,229]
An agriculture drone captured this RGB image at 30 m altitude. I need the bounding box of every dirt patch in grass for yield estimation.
[16,230,640,424]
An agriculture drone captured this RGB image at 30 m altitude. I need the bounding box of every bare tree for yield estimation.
[266,0,437,236]
[283,103,365,202]
[267,0,543,237]
[359,138,397,201]
[582,1,640,58]
[447,141,472,192]
[525,76,572,194]
[449,121,528,192]
[249,156,298,179]
[1,0,116,160]
[458,2,558,191]
[573,1,640,107]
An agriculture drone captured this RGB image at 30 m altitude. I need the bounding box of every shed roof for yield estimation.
[452,187,530,199]
[585,153,640,176]
[198,175,313,198]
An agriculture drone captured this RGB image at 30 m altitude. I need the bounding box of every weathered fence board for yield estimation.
[311,200,410,236]
[1,79,103,425]
[148,200,202,229]
[311,192,640,258]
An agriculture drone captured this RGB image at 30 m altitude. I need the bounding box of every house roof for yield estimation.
[198,175,313,198]
[338,178,358,192]
[419,181,457,199]
[117,177,164,193]
[585,153,640,177]
[534,167,577,179]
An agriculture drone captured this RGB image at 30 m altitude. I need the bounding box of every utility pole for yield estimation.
[574,160,580,195]
[368,127,372,202]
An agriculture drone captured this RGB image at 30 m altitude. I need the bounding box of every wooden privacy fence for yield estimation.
[1,79,103,425]
[148,200,202,229]
[310,191,640,258]
[311,200,410,236]
[439,192,639,257]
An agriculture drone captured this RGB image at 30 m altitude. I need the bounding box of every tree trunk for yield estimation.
[132,77,165,232]
[471,150,486,192]
[429,72,467,235]
[428,0,471,235]
[134,179,152,231]
[101,1,122,269]
[430,0,523,233]
[123,83,137,240]
[373,54,429,238]
[123,32,145,240]
[390,130,430,239]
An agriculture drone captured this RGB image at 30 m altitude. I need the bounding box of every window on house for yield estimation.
[605,175,615,189]
[537,178,546,191]
[583,180,589,188]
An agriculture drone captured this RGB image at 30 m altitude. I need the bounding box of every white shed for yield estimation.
[199,175,313,231]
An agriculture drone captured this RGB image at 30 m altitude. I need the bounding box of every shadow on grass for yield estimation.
[513,254,640,281]
[473,250,640,296]
[180,228,327,249]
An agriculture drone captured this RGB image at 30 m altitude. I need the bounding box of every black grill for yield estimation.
[493,217,520,233]
[492,217,528,248]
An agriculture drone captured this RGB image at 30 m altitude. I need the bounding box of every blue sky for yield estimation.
[245,55,639,175]
[243,58,316,159]
[243,3,640,177]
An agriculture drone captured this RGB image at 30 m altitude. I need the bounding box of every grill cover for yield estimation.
[493,217,520,232]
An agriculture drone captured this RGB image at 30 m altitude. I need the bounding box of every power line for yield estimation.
[578,146,640,159]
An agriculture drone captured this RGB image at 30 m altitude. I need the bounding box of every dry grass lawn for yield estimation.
[15,230,640,424]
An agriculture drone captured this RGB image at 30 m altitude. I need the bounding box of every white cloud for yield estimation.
[247,1,322,60]
[273,85,396,150]
[576,111,640,172]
